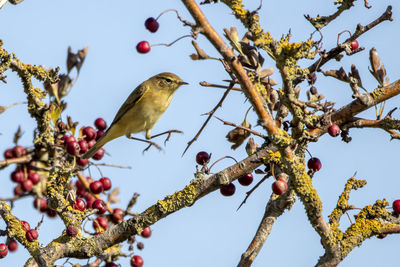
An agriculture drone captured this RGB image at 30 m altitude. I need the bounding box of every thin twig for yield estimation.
[237,175,270,211]
[199,81,242,91]
[90,163,132,169]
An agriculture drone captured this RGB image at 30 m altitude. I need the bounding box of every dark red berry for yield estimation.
[105,263,118,267]
[66,225,78,237]
[93,217,108,230]
[112,208,124,224]
[220,183,236,196]
[141,227,151,238]
[26,229,38,242]
[7,240,18,252]
[11,170,24,183]
[136,41,151,54]
[393,199,400,215]
[94,118,107,130]
[77,158,89,166]
[33,198,47,212]
[131,255,144,267]
[21,221,30,232]
[74,198,86,211]
[196,151,210,165]
[46,208,57,218]
[238,173,253,186]
[350,39,359,51]
[272,179,288,195]
[93,199,106,214]
[62,135,76,144]
[13,185,24,196]
[377,233,387,239]
[78,140,89,154]
[4,148,14,159]
[145,17,159,33]
[328,124,340,137]
[96,130,104,140]
[85,194,96,209]
[308,157,322,171]
[82,126,97,141]
[99,177,112,191]
[90,181,104,194]
[92,148,105,160]
[66,141,79,156]
[87,139,95,149]
[0,243,8,258]
[12,145,26,158]
[21,179,33,192]
[28,172,40,185]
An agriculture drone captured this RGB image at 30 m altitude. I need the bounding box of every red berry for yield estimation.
[93,199,107,214]
[94,118,107,130]
[196,151,210,165]
[85,195,96,209]
[145,17,159,33]
[112,208,124,224]
[87,139,95,149]
[66,225,78,237]
[13,185,24,196]
[77,158,89,166]
[90,181,104,194]
[28,172,40,185]
[238,173,253,186]
[21,221,30,232]
[66,141,79,156]
[350,39,359,51]
[12,145,26,158]
[136,41,151,54]
[7,239,18,252]
[74,198,86,211]
[93,217,108,230]
[26,229,38,242]
[393,199,400,215]
[46,208,57,218]
[63,135,76,144]
[82,126,97,141]
[308,157,322,171]
[4,148,14,159]
[141,227,151,238]
[220,183,236,196]
[92,148,105,160]
[105,263,118,267]
[328,124,341,137]
[0,243,8,258]
[96,130,104,140]
[78,140,89,154]
[131,255,144,267]
[272,179,288,195]
[33,198,47,212]
[99,177,112,191]
[11,170,24,183]
[21,179,33,192]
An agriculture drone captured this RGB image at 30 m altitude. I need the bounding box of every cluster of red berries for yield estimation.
[62,118,107,164]
[0,221,36,259]
[9,164,40,196]
[75,178,106,213]
[89,177,112,194]
[136,17,160,54]
[33,197,57,218]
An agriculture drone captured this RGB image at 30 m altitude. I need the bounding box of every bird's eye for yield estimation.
[165,78,172,83]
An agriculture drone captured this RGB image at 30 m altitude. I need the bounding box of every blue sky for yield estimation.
[0,0,399,266]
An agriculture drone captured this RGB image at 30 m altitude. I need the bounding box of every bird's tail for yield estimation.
[81,126,120,159]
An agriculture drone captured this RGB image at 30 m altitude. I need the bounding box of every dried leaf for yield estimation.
[190,41,210,60]
[259,68,274,78]
[107,188,120,204]
[224,27,243,55]
[49,103,62,126]
[369,47,380,73]
[350,64,363,89]
[322,67,349,82]
[245,137,258,155]
[13,126,22,145]
[226,118,251,150]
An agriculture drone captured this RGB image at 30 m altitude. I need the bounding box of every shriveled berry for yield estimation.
[90,181,104,194]
[93,217,108,230]
[99,177,112,191]
[46,208,57,218]
[78,140,89,154]
[196,151,210,165]
[21,179,33,192]
[350,39,359,51]
[272,179,288,195]
[74,198,86,211]
[26,229,38,242]
[12,145,26,158]
[82,126,97,141]
[94,118,107,130]
[141,227,151,238]
[112,208,124,224]
[393,199,400,215]
[130,255,144,267]
[93,199,106,214]
[238,173,253,186]
[145,17,159,33]
[33,198,47,212]
[7,239,18,252]
[66,225,78,237]
[220,183,236,196]
[13,185,24,196]
[136,41,150,54]
[21,221,30,232]
[28,172,40,184]
[308,157,322,171]
[4,148,14,159]
[92,148,105,160]
[0,243,8,258]
[328,124,341,137]
[377,233,387,239]
[105,262,118,267]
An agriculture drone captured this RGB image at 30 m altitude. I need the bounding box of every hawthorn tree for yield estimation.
[0,0,399,266]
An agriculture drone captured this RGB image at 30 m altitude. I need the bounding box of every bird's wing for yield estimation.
[109,83,148,128]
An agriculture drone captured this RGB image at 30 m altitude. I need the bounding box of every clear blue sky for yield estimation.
[0,0,399,266]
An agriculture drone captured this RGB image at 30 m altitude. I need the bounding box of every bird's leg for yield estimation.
[146,129,183,145]
[127,135,162,153]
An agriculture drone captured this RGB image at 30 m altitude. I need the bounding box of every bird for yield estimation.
[82,72,187,159]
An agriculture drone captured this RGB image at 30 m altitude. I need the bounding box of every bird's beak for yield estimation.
[179,81,189,85]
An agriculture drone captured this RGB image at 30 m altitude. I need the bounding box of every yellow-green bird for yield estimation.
[82,72,187,159]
